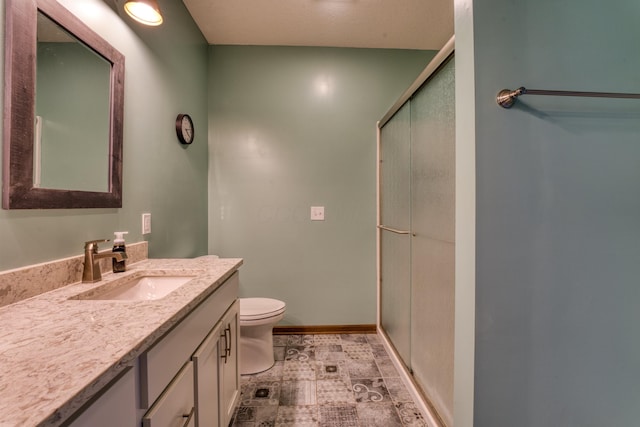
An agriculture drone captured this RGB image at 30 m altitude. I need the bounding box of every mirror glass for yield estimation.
[36,12,111,192]
[3,0,124,209]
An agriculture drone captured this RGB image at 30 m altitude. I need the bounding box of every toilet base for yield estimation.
[239,323,276,375]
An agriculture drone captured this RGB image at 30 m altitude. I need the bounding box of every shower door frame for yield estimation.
[376,36,455,427]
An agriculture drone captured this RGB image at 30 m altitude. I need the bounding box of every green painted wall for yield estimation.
[0,0,209,271]
[463,0,640,425]
[208,46,435,325]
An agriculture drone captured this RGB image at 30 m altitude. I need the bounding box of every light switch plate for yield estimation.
[142,213,151,234]
[310,206,325,221]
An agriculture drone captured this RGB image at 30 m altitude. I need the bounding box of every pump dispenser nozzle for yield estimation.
[114,231,128,243]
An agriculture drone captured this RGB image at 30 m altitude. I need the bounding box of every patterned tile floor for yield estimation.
[231,333,428,427]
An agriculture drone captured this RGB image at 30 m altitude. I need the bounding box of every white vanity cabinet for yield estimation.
[62,270,240,427]
[193,300,240,427]
[140,271,240,427]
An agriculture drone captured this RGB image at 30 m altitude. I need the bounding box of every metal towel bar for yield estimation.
[497,86,640,109]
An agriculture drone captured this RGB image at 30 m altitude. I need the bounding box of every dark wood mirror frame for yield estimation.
[2,0,124,209]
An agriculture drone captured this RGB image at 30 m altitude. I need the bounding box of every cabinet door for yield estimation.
[192,321,222,427]
[219,300,240,427]
[142,362,195,427]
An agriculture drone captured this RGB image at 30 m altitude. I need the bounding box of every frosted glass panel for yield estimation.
[379,102,411,363]
[410,57,455,427]
[378,55,455,427]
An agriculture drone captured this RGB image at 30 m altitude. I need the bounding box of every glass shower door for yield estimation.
[378,55,455,427]
[380,103,411,365]
[410,57,455,427]
[379,102,412,364]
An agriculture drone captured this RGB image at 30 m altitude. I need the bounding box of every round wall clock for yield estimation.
[175,113,194,144]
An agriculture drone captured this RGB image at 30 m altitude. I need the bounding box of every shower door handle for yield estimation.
[377,225,413,235]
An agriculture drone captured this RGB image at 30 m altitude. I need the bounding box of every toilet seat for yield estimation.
[240,297,286,321]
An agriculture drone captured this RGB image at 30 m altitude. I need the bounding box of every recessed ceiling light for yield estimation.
[124,0,163,26]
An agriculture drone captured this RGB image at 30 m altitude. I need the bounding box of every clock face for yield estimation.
[181,116,192,140]
[176,114,194,144]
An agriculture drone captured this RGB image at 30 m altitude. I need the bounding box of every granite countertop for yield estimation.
[0,256,242,427]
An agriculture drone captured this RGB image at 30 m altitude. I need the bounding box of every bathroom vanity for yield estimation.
[0,255,242,427]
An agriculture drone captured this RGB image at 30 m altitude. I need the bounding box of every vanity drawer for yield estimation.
[140,272,239,408]
[142,361,194,427]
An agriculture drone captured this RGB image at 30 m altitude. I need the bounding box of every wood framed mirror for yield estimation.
[2,0,124,209]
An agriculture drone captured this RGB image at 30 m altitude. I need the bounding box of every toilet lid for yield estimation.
[240,297,286,320]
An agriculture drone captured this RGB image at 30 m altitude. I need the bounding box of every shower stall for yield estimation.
[377,38,455,427]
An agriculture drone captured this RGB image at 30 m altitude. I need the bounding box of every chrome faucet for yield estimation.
[82,239,128,283]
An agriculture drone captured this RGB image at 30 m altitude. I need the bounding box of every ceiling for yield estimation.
[181,0,454,51]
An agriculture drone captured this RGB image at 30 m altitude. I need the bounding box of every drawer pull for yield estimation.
[182,407,195,427]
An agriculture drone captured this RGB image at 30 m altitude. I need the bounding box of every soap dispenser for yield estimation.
[112,231,128,273]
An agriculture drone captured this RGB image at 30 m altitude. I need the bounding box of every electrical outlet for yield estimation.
[142,213,151,234]
[310,206,325,221]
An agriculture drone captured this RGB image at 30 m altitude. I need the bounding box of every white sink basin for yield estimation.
[71,272,200,301]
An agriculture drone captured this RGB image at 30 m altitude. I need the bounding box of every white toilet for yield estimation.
[239,297,286,375]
